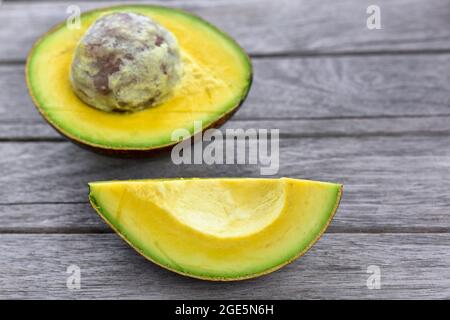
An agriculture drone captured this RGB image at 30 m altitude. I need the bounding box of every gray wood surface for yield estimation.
[1,234,450,299]
[3,116,450,140]
[1,0,450,61]
[0,0,449,299]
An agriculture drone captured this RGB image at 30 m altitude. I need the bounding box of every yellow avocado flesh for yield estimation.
[88,178,342,280]
[27,5,252,149]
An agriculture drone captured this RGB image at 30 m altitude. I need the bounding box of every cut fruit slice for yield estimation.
[26,5,252,154]
[88,178,342,280]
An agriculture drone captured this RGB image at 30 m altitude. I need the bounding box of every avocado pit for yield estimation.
[70,12,182,112]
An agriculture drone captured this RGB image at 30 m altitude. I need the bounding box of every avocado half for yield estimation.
[26,5,252,155]
[89,178,343,281]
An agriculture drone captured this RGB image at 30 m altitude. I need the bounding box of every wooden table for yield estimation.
[0,0,449,299]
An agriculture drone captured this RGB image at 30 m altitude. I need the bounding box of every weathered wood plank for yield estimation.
[0,233,449,299]
[1,0,450,61]
[0,136,449,231]
[0,203,107,233]
[1,54,450,137]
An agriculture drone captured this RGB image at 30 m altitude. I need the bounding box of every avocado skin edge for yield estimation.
[88,182,343,281]
[25,4,253,157]
[30,86,251,158]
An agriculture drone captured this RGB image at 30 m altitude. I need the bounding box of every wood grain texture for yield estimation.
[1,54,450,140]
[2,117,450,141]
[0,203,107,233]
[0,233,449,299]
[1,0,450,61]
[0,135,449,231]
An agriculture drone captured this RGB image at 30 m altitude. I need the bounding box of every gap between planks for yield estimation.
[3,48,450,65]
[0,130,449,142]
[1,229,450,235]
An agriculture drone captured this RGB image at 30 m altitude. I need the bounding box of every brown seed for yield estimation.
[93,54,122,95]
[155,35,165,46]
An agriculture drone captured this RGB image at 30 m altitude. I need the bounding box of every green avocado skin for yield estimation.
[66,101,247,157]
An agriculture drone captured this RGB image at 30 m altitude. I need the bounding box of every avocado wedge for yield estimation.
[26,5,252,155]
[89,178,342,280]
